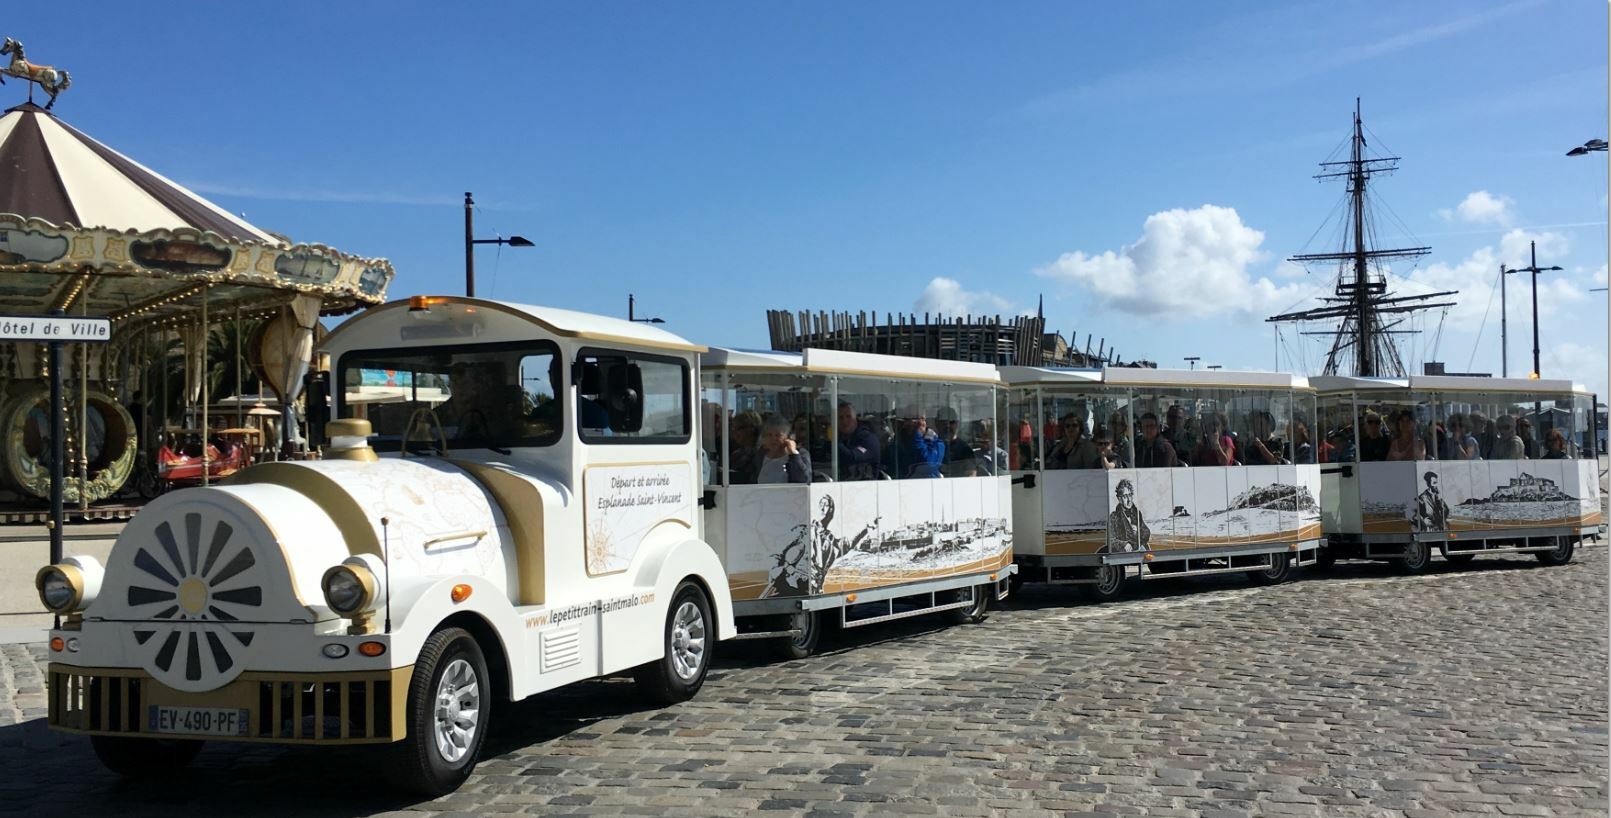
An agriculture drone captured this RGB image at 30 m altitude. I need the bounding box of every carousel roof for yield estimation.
[0,102,394,326]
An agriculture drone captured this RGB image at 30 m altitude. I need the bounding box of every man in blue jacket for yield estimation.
[836,401,883,481]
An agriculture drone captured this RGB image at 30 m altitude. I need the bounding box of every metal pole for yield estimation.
[1529,241,1541,377]
[629,294,635,321]
[48,309,64,570]
[1499,264,1508,378]
[77,298,88,511]
[202,286,209,486]
[464,192,475,298]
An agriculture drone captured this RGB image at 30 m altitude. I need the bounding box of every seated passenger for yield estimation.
[1490,416,1526,460]
[729,410,763,483]
[1242,410,1285,466]
[1542,428,1570,460]
[1516,418,1537,459]
[1047,413,1104,470]
[835,401,882,481]
[888,406,945,479]
[933,407,978,477]
[1092,430,1117,470]
[756,415,811,483]
[1135,412,1178,468]
[1108,411,1134,468]
[1446,414,1480,460]
[1469,410,1495,458]
[1386,410,1427,461]
[1191,414,1233,467]
[1291,419,1314,465]
[1359,410,1390,461]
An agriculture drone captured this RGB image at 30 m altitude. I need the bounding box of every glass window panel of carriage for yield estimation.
[1376,393,1436,461]
[1130,389,1191,468]
[833,377,896,481]
[1232,389,1291,466]
[1573,393,1596,459]
[1316,393,1355,463]
[725,373,826,486]
[1043,387,1124,471]
[1003,387,1038,471]
[883,380,947,480]
[1355,392,1396,462]
[1291,391,1317,464]
[338,341,561,453]
[1437,393,1480,461]
[935,382,995,477]
[1483,395,1531,461]
[1531,394,1575,460]
[575,352,689,445]
[699,372,723,486]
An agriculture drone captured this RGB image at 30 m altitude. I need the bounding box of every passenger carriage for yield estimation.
[1311,374,1603,570]
[35,296,735,794]
[699,348,1015,658]
[1002,367,1324,599]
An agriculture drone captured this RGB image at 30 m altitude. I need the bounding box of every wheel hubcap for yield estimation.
[670,600,706,681]
[1099,566,1121,593]
[433,658,480,763]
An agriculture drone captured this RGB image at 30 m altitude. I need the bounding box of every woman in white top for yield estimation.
[757,415,811,484]
[1490,415,1526,460]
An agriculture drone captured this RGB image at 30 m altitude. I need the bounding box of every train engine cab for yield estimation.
[1312,374,1602,570]
[34,296,735,794]
[699,348,1015,658]
[1002,366,1324,599]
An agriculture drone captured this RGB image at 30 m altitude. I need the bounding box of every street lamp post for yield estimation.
[1184,356,1200,371]
[1565,138,1608,157]
[1508,240,1562,378]
[627,294,664,324]
[1499,264,1519,377]
[463,192,534,297]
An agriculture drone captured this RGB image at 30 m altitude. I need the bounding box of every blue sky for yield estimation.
[11,1,1608,392]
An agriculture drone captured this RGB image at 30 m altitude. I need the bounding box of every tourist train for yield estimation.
[34,296,1602,793]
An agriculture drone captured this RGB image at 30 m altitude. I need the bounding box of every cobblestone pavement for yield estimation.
[1,549,1605,817]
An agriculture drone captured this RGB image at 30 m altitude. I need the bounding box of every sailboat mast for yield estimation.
[1350,98,1374,376]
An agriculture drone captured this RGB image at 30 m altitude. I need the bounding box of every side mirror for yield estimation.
[604,362,643,433]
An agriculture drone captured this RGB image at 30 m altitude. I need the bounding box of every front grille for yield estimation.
[49,667,399,744]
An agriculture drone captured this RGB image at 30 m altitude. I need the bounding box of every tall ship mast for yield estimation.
[1268,99,1455,377]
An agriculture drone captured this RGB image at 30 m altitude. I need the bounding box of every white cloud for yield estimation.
[914,277,1013,316]
[1398,229,1581,332]
[1034,204,1307,319]
[1437,190,1515,226]
[1592,264,1607,287]
[1541,341,1608,399]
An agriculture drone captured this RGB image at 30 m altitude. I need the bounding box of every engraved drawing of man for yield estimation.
[764,495,879,597]
[1410,470,1450,532]
[1107,478,1150,553]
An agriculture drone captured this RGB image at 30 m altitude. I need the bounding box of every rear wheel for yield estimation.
[945,584,991,625]
[91,736,203,777]
[1081,564,1126,602]
[387,626,490,796]
[1247,552,1293,586]
[1534,537,1576,567]
[1395,540,1431,574]
[773,610,821,660]
[635,581,712,705]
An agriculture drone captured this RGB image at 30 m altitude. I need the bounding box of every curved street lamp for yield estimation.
[464,192,534,297]
[1566,138,1607,157]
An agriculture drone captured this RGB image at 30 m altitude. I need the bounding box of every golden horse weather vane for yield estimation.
[1,37,71,110]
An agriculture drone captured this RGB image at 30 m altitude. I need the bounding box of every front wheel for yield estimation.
[1395,540,1431,574]
[1081,565,1126,603]
[91,736,203,777]
[945,584,991,625]
[635,581,713,705]
[1247,552,1293,586]
[1534,537,1576,567]
[386,626,490,796]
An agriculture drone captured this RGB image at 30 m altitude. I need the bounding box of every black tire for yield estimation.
[1395,540,1431,574]
[945,584,991,625]
[91,735,203,777]
[773,610,821,661]
[1008,569,1026,595]
[386,626,491,796]
[1247,552,1293,586]
[1443,553,1477,566]
[1314,546,1338,571]
[634,581,713,706]
[1534,537,1576,567]
[1081,565,1126,602]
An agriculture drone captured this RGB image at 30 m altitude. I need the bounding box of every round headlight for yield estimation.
[321,564,375,615]
[35,565,83,614]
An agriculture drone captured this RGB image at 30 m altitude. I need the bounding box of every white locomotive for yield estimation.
[36,297,735,793]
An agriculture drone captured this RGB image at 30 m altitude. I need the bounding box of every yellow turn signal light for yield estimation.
[451,584,473,604]
[845,593,857,603]
[358,641,386,657]
[49,637,64,652]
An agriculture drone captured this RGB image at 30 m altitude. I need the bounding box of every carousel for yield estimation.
[0,40,394,521]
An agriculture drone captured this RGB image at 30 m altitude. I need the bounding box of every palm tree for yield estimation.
[206,319,263,401]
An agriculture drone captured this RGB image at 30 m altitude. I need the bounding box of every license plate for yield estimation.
[147,705,250,736]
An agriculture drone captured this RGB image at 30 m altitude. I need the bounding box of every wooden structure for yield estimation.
[766,309,1151,368]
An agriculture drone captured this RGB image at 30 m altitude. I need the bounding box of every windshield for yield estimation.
[338,341,561,452]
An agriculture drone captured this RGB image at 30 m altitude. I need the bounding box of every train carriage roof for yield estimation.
[1000,367,1310,390]
[703,347,1000,384]
[322,296,706,354]
[1308,374,1586,395]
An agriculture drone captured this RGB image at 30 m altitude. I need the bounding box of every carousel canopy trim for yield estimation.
[0,102,276,243]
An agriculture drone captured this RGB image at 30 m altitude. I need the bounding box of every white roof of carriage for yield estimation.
[703,347,1001,384]
[321,296,706,353]
[1309,374,1585,394]
[1001,366,1307,389]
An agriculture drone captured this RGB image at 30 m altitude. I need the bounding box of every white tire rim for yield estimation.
[670,600,707,681]
[433,657,480,763]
